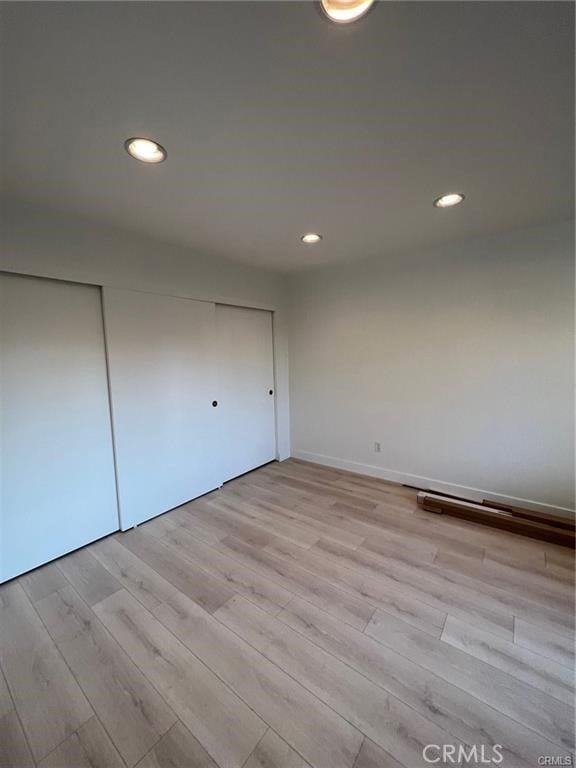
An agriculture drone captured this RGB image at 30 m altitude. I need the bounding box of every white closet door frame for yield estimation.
[103,288,222,530]
[270,310,280,460]
[1,273,119,583]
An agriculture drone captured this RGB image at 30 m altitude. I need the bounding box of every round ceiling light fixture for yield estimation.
[320,0,375,24]
[300,233,323,244]
[433,192,465,209]
[124,137,167,164]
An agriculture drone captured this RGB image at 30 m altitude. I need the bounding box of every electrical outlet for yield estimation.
[374,441,381,453]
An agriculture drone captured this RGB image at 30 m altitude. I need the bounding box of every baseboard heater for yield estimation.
[417,492,575,548]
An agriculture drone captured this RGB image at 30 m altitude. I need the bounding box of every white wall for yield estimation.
[2,194,573,514]
[289,219,575,515]
[0,195,290,459]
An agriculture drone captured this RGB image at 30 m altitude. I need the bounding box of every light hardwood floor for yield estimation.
[1,459,574,768]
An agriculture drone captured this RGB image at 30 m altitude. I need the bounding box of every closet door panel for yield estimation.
[1,275,119,583]
[217,305,276,482]
[103,288,220,529]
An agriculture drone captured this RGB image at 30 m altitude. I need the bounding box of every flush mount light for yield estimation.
[301,233,323,244]
[433,192,465,209]
[320,0,375,24]
[124,137,167,164]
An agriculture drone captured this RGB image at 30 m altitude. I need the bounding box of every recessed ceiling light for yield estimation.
[320,0,375,24]
[301,233,323,244]
[124,137,167,164]
[433,192,465,209]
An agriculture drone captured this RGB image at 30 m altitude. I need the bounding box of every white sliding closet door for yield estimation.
[217,305,276,482]
[0,274,118,583]
[103,288,221,529]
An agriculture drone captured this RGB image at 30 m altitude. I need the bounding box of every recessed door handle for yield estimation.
[212,400,218,407]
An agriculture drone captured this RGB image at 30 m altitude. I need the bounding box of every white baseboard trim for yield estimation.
[291,450,575,519]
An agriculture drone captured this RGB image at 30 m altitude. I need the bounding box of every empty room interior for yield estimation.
[0,2,574,767]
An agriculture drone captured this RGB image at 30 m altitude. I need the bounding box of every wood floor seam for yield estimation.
[205,599,380,741]
[144,587,368,756]
[151,521,377,631]
[210,596,472,757]
[33,576,180,767]
[239,728,271,768]
[0,665,37,768]
[235,587,572,763]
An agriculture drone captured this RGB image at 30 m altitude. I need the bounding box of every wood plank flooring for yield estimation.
[0,459,574,768]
